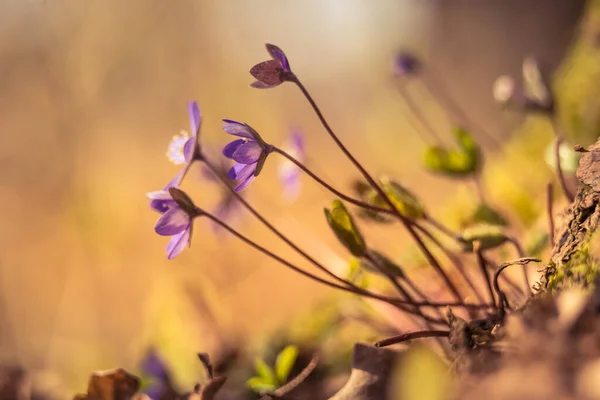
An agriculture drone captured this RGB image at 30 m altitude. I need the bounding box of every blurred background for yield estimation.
[0,0,590,395]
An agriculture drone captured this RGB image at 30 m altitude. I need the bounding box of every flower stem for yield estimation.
[202,206,490,309]
[473,241,497,308]
[374,330,450,348]
[364,251,446,325]
[292,77,465,304]
[202,157,356,290]
[395,82,444,144]
[273,147,392,215]
[506,236,531,294]
[413,222,485,306]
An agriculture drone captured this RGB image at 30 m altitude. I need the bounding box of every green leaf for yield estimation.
[360,250,405,278]
[346,258,370,288]
[423,127,481,177]
[275,345,299,384]
[324,200,367,257]
[380,177,425,219]
[245,376,277,394]
[253,358,277,386]
[471,203,508,227]
[461,224,508,252]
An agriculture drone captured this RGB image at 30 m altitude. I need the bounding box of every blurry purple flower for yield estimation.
[250,43,295,89]
[394,51,420,77]
[148,188,200,259]
[140,348,170,399]
[222,119,272,192]
[278,130,305,201]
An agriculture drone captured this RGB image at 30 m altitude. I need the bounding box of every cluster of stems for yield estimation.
[178,69,549,350]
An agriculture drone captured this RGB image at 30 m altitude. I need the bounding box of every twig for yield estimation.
[375,330,450,348]
[271,354,320,398]
[505,236,531,294]
[493,258,541,315]
[473,241,496,308]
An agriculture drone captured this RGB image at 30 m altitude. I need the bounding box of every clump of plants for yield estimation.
[26,13,596,400]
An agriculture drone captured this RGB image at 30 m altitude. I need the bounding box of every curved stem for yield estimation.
[423,214,464,244]
[202,157,359,291]
[273,147,392,215]
[424,71,502,149]
[375,330,450,348]
[506,236,531,294]
[395,82,444,144]
[414,222,485,306]
[364,251,446,325]
[473,241,497,308]
[202,208,490,309]
[293,77,465,304]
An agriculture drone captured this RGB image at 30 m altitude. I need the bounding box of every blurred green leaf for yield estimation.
[325,200,367,257]
[423,127,481,177]
[471,203,508,227]
[346,258,370,288]
[245,376,276,394]
[381,177,425,219]
[360,250,404,278]
[253,358,277,386]
[461,224,508,252]
[352,178,425,221]
[275,345,299,384]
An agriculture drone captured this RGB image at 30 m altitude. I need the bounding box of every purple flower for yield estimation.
[150,101,202,214]
[394,51,420,77]
[140,348,171,399]
[166,101,202,166]
[250,43,294,89]
[147,188,200,259]
[278,130,305,201]
[221,119,272,192]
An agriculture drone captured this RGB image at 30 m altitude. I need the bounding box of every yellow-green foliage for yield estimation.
[547,234,600,290]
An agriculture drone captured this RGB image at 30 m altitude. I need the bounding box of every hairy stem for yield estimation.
[375,330,450,348]
[202,208,490,309]
[273,147,391,215]
[292,77,465,304]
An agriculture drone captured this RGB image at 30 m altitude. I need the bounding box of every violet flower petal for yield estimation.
[155,207,190,236]
[249,60,283,87]
[266,43,290,71]
[222,120,253,138]
[235,174,256,192]
[235,163,257,182]
[231,141,262,164]
[250,80,274,89]
[166,228,190,259]
[183,136,195,163]
[222,139,246,158]
[188,101,201,136]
